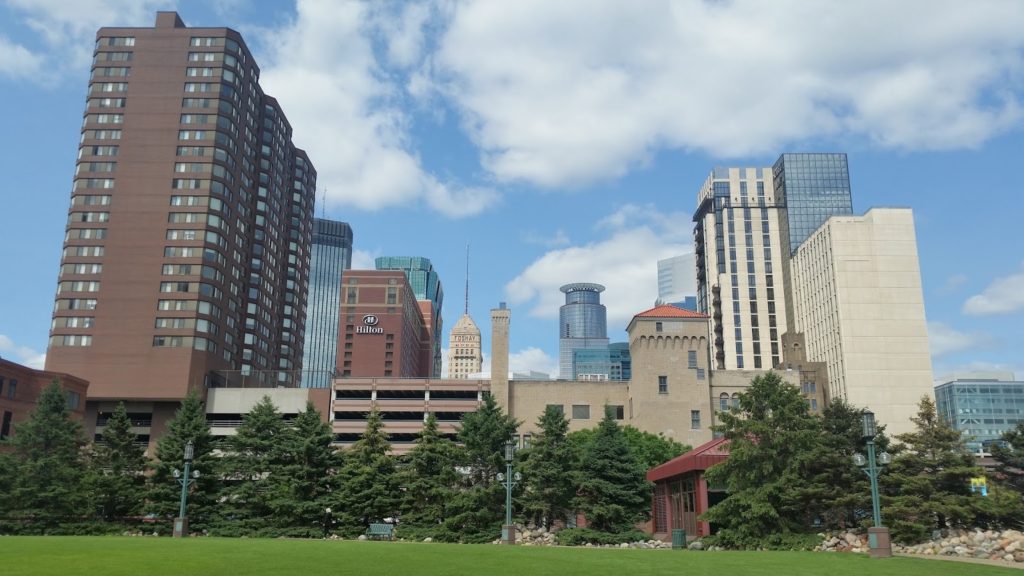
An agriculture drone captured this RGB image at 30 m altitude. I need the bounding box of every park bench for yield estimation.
[366,522,394,541]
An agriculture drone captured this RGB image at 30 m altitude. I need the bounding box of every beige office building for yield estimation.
[447,313,482,379]
[693,167,790,372]
[787,208,934,435]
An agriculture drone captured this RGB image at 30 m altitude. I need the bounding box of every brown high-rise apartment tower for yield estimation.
[45,12,316,447]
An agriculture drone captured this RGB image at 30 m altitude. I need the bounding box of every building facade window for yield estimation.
[546,404,564,416]
[571,404,590,420]
[658,375,668,394]
[691,410,701,430]
[688,350,697,368]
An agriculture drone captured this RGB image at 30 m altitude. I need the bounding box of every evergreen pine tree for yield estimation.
[88,402,148,522]
[790,399,878,530]
[146,391,220,533]
[443,394,520,543]
[882,396,983,543]
[268,402,343,537]
[574,406,649,533]
[218,395,287,535]
[396,413,459,534]
[335,407,399,535]
[992,422,1024,491]
[519,405,575,529]
[702,371,823,547]
[7,379,90,533]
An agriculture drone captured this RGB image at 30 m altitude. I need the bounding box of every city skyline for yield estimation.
[1,2,1023,392]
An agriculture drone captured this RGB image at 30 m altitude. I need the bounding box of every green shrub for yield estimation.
[701,530,821,551]
[554,528,649,546]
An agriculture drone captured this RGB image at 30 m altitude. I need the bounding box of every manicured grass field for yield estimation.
[1,537,1019,576]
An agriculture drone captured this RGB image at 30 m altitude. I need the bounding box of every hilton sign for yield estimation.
[356,314,384,334]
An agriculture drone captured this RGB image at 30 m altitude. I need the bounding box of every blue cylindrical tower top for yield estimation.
[558,283,608,378]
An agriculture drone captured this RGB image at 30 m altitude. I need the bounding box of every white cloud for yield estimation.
[478,348,558,379]
[427,0,1024,188]
[521,228,571,248]
[350,249,379,271]
[933,361,1021,383]
[506,204,692,331]
[0,334,46,369]
[927,321,988,358]
[4,0,168,80]
[256,0,496,218]
[0,35,44,80]
[963,262,1024,315]
[370,1,433,69]
[509,347,558,377]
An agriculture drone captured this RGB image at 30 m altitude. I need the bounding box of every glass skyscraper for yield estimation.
[300,218,352,388]
[773,153,853,254]
[935,374,1024,452]
[375,256,444,377]
[558,283,609,379]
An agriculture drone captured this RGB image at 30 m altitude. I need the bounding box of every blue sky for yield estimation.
[1,0,1022,380]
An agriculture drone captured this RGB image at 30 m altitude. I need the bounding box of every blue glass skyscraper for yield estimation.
[558,283,609,379]
[300,218,352,388]
[773,153,853,254]
[375,256,444,377]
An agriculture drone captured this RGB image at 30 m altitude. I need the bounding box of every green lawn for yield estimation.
[1,537,1019,576]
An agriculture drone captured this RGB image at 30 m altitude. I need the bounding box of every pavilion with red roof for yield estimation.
[646,437,730,541]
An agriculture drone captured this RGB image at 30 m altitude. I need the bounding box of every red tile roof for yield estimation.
[633,304,708,320]
[647,437,730,482]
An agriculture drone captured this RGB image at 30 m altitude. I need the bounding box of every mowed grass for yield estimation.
[1,537,1020,576]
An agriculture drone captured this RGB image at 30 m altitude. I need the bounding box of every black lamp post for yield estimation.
[853,411,892,558]
[323,507,333,539]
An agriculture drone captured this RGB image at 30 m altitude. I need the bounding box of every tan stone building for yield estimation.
[447,313,482,379]
[787,208,934,435]
[333,303,794,453]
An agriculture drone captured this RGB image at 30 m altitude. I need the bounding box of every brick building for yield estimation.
[0,358,89,443]
[338,270,433,378]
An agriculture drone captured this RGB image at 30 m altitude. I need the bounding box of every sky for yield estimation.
[0,0,1022,381]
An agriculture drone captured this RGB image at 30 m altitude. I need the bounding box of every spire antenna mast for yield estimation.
[464,243,470,315]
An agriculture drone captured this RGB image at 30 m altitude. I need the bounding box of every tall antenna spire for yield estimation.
[464,243,470,315]
[319,187,326,219]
